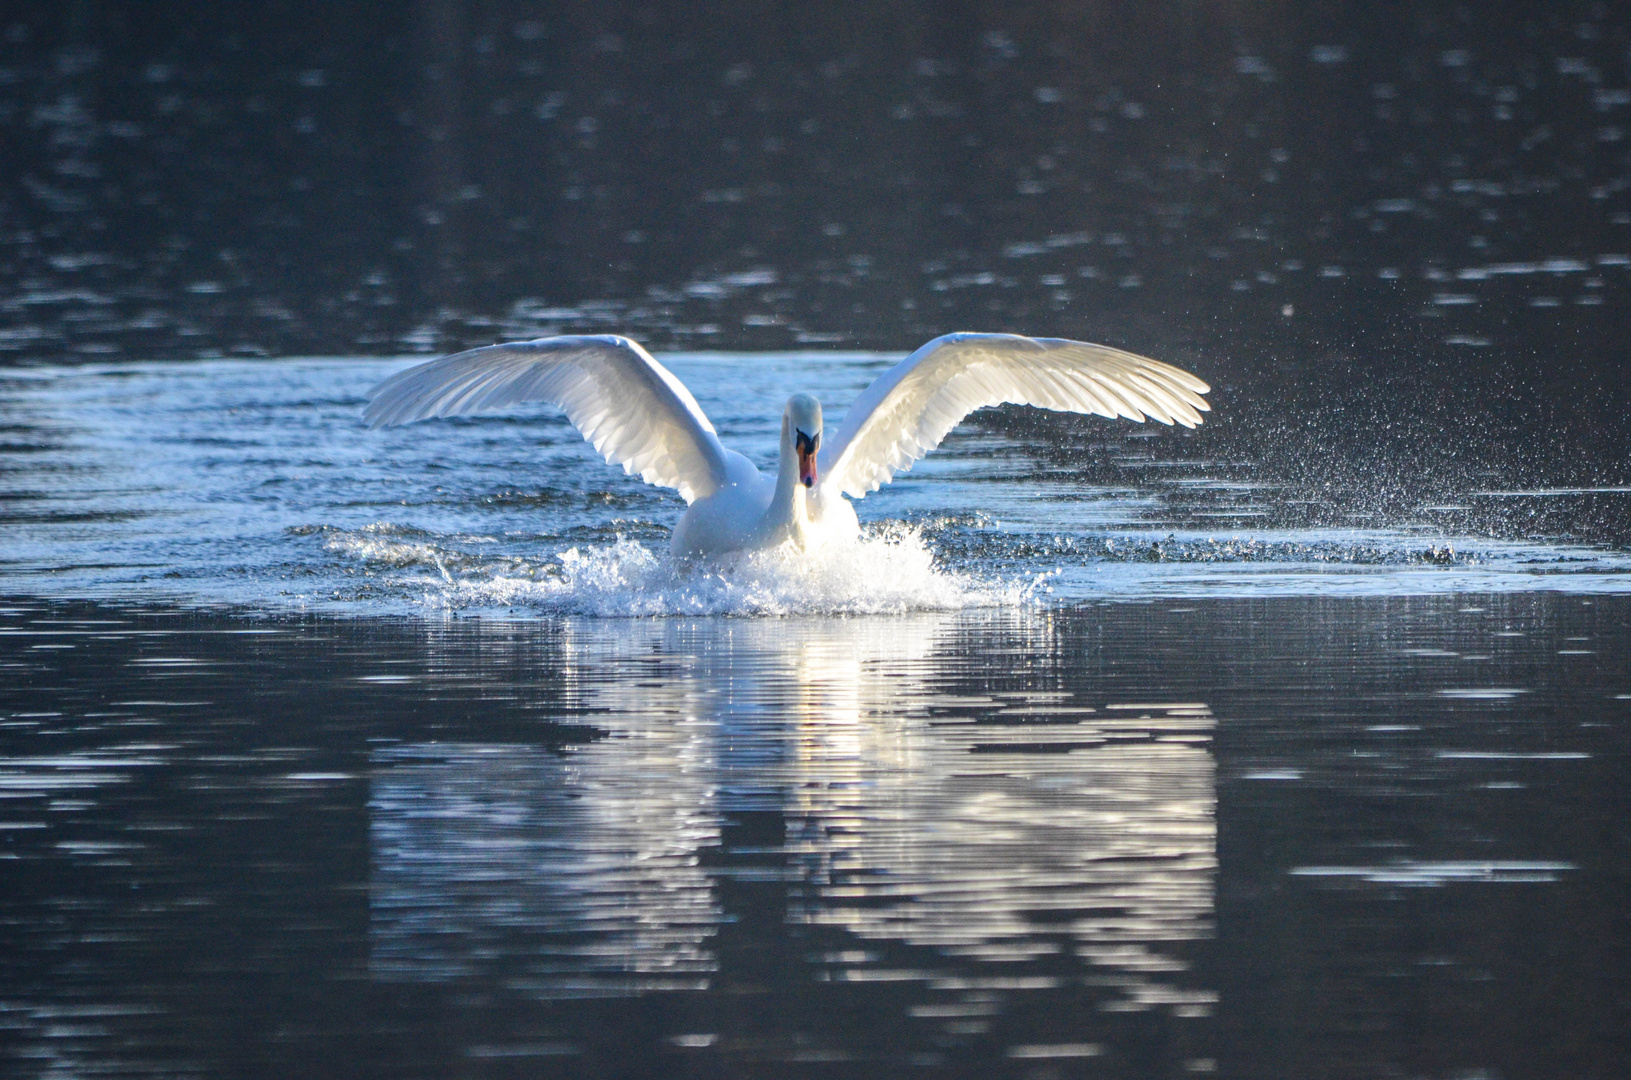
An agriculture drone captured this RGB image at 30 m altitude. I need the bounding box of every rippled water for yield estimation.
[1,595,1627,1078]
[10,6,1631,1075]
[3,353,1630,614]
[3,355,1631,1077]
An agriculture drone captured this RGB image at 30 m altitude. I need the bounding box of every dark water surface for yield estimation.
[2,350,1630,1078]
[6,3,1631,486]
[2,594,1628,1079]
[6,5,1631,1078]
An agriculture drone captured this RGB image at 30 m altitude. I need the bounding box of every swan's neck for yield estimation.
[760,430,811,546]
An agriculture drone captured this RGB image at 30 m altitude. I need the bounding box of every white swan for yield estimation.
[363,332,1211,555]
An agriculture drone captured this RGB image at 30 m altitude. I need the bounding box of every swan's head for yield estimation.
[784,393,823,488]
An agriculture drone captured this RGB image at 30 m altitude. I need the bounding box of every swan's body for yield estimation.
[363,332,1210,555]
[668,398,863,555]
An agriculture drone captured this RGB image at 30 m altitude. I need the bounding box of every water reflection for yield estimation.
[372,743,722,995]
[370,611,1217,1018]
[3,596,1627,1077]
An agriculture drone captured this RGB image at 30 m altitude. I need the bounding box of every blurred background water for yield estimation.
[1,2,1630,506]
[3,4,1631,1079]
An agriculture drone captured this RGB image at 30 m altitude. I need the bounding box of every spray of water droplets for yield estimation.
[316,522,1033,616]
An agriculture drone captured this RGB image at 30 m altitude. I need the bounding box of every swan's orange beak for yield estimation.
[796,430,819,488]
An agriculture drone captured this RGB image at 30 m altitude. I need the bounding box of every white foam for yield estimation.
[327,523,1030,617]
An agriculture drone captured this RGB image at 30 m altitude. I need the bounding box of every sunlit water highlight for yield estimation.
[3,355,1631,615]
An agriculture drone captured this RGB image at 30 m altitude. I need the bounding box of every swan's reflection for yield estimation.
[370,611,1216,1013]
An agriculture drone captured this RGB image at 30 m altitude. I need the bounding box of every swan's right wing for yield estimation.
[364,335,730,503]
[819,332,1210,499]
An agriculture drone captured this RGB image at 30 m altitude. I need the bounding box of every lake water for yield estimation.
[5,353,1631,613]
[2,354,1630,1078]
[9,2,1631,1074]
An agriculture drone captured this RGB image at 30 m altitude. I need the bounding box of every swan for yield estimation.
[363,332,1211,555]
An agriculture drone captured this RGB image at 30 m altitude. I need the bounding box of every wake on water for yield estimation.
[303,514,1631,616]
[313,522,1035,617]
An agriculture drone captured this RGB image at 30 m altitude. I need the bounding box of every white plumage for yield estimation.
[364,331,1211,555]
[363,335,729,504]
[818,332,1210,498]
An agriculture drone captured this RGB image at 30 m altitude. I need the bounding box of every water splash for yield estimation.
[316,522,1030,616]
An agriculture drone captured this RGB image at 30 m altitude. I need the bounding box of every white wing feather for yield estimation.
[820,332,1211,499]
[363,335,730,503]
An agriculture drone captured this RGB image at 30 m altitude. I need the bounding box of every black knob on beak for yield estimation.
[796,430,819,487]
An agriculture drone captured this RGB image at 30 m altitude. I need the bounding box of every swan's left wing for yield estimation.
[819,332,1210,499]
[363,335,730,503]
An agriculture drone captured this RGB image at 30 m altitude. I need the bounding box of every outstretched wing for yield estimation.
[819,332,1211,499]
[364,335,730,503]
